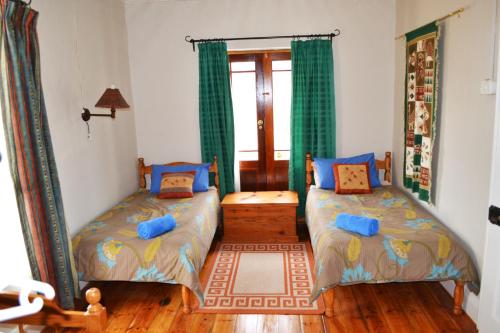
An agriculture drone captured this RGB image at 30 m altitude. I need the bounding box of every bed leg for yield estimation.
[453,281,464,315]
[181,286,192,314]
[323,288,335,317]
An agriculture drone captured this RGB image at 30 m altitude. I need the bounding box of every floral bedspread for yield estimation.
[72,188,220,303]
[306,186,478,301]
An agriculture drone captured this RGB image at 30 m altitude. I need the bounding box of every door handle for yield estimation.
[489,205,500,226]
[257,119,264,130]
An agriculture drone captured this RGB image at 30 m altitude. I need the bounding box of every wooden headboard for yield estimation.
[138,155,219,191]
[305,152,392,193]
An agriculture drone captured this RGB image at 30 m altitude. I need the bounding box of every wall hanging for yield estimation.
[396,7,468,203]
[403,23,440,203]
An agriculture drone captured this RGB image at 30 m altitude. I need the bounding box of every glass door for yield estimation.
[230,51,291,191]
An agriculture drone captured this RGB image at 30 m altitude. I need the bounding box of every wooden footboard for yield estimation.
[0,287,106,332]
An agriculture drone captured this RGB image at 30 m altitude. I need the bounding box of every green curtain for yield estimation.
[0,0,78,308]
[289,39,336,215]
[198,42,235,198]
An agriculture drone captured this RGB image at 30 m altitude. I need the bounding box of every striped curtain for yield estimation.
[289,39,336,215]
[0,0,77,308]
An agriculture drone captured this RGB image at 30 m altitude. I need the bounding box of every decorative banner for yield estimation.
[404,22,440,203]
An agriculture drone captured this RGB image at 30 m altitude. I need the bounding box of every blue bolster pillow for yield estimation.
[137,214,176,239]
[335,213,379,237]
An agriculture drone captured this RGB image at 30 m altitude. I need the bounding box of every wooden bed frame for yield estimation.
[0,288,106,332]
[304,152,465,317]
[138,155,219,192]
[305,151,392,193]
[137,155,219,314]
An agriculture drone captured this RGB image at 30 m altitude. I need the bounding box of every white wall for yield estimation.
[393,0,497,321]
[31,0,138,236]
[125,0,395,165]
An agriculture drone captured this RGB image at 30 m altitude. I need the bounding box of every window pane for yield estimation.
[239,151,259,161]
[274,150,290,161]
[272,60,291,71]
[231,72,258,161]
[231,61,255,72]
[272,70,291,159]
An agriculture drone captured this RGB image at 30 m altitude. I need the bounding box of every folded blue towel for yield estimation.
[137,214,176,239]
[335,213,379,237]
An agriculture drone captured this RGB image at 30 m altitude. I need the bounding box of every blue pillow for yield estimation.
[314,153,381,189]
[151,163,210,194]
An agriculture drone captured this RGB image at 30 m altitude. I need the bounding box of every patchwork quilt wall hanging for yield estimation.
[404,22,440,203]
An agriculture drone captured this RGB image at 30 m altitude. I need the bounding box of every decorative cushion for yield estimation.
[314,153,381,189]
[151,163,210,194]
[333,162,372,194]
[157,171,196,199]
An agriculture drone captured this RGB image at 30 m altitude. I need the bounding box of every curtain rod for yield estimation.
[395,7,465,40]
[185,30,340,51]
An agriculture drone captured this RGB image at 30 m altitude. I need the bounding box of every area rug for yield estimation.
[197,243,325,314]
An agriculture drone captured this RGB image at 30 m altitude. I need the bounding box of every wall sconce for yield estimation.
[81,85,130,122]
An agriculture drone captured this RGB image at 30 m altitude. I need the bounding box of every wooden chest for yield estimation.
[221,191,299,243]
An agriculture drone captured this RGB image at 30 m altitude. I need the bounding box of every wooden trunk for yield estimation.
[221,191,299,243]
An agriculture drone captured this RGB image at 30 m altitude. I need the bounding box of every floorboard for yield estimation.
[82,242,477,333]
[300,315,325,333]
[367,283,412,333]
[328,285,369,333]
[211,314,237,333]
[390,282,441,333]
[146,286,182,333]
[351,283,391,332]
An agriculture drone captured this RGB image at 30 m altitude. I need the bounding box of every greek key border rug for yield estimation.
[197,243,324,314]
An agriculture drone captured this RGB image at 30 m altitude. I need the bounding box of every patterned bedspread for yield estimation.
[306,186,478,301]
[72,188,220,303]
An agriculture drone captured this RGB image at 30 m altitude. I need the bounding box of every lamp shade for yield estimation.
[95,88,129,109]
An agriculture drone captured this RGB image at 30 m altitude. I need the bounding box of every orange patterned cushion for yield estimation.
[333,162,372,194]
[157,171,195,199]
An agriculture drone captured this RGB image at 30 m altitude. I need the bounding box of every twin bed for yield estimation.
[72,157,221,313]
[305,152,479,317]
[72,152,478,317]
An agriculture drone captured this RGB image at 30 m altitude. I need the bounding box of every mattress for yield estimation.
[306,185,478,301]
[72,188,220,303]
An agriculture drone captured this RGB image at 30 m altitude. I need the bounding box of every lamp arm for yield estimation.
[81,108,116,121]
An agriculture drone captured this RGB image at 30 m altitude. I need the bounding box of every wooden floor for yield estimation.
[83,240,477,333]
